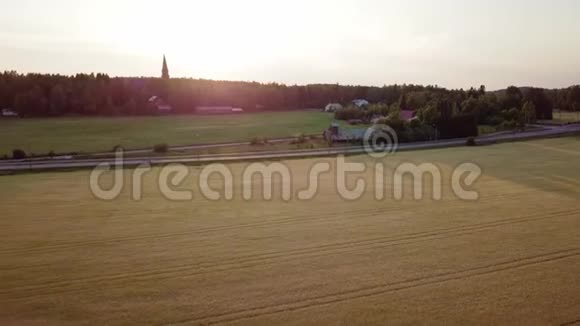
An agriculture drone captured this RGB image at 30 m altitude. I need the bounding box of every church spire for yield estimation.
[162,55,169,79]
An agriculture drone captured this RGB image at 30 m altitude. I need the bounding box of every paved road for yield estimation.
[1,124,579,172]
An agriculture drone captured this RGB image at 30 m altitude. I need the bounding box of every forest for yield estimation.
[1,71,579,127]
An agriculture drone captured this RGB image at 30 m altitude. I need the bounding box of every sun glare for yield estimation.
[87,1,304,78]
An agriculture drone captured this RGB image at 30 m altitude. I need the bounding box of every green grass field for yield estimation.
[1,137,580,324]
[0,111,333,155]
[551,111,580,123]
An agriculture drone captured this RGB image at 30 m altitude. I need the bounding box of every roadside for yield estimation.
[1,124,580,173]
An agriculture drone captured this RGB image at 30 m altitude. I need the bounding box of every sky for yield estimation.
[1,0,579,90]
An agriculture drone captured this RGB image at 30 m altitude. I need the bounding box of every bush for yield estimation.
[485,115,504,126]
[478,125,497,136]
[250,137,267,145]
[335,107,364,121]
[407,124,436,142]
[296,133,307,144]
[466,137,477,146]
[12,149,27,159]
[366,103,391,118]
[290,134,307,145]
[374,117,389,125]
[153,143,169,153]
[347,119,365,125]
[499,120,517,131]
[408,118,422,129]
[436,114,479,139]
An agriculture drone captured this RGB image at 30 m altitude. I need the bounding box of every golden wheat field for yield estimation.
[1,137,580,325]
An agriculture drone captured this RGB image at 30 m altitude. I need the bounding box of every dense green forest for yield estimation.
[1,71,579,124]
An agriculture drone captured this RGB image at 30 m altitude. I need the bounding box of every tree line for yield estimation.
[0,71,578,123]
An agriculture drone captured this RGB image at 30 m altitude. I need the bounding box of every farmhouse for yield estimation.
[323,123,366,143]
[352,99,369,108]
[148,96,173,113]
[324,103,343,112]
[1,108,19,118]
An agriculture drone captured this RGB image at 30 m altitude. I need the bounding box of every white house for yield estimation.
[324,103,343,112]
[1,108,19,118]
[148,96,173,113]
[352,99,369,108]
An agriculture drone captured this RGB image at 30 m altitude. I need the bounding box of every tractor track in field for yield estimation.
[0,206,409,256]
[0,190,534,257]
[166,248,580,325]
[2,208,579,302]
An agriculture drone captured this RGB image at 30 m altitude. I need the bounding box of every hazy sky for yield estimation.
[1,0,579,89]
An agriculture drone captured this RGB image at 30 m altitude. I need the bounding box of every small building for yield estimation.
[148,96,173,113]
[324,103,343,113]
[1,108,19,118]
[352,99,370,109]
[323,123,366,143]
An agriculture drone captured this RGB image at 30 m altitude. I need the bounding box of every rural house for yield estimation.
[148,96,173,113]
[352,99,370,109]
[324,103,343,112]
[1,108,19,118]
[323,123,366,143]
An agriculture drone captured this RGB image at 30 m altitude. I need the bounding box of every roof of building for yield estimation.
[400,110,417,120]
[340,128,366,139]
[156,104,173,111]
[325,126,367,142]
[352,99,370,107]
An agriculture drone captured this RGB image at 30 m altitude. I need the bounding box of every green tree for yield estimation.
[461,97,479,115]
[478,85,486,96]
[573,102,580,121]
[417,104,439,125]
[14,93,30,116]
[124,97,137,115]
[49,85,67,116]
[524,88,552,120]
[15,86,47,116]
[522,101,537,124]
[502,86,523,111]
